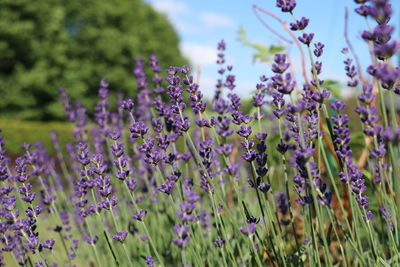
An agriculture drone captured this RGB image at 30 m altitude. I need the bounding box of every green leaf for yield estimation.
[237,25,285,63]
[377,257,391,267]
[324,79,342,99]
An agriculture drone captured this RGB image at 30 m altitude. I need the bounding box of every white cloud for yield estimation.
[197,75,216,98]
[150,0,199,34]
[150,1,235,34]
[172,17,199,34]
[180,43,217,66]
[151,0,188,15]
[200,12,235,28]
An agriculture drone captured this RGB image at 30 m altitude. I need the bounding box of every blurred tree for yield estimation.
[0,0,187,120]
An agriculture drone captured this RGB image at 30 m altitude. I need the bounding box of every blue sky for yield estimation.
[147,0,399,98]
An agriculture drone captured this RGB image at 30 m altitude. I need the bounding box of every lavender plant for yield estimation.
[0,0,399,266]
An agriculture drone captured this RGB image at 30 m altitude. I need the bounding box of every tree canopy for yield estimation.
[0,0,187,120]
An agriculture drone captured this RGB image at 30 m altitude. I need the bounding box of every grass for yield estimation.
[0,119,74,156]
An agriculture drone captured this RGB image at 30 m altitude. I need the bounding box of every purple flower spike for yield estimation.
[39,239,55,251]
[313,42,325,57]
[298,33,314,46]
[237,125,252,138]
[129,121,149,141]
[158,180,176,195]
[272,54,290,74]
[276,0,296,13]
[258,183,271,193]
[240,222,256,236]
[276,192,290,225]
[133,209,147,221]
[113,231,128,243]
[374,63,400,90]
[380,206,394,231]
[290,17,309,31]
[344,58,358,87]
[214,237,226,248]
[85,235,99,245]
[121,99,134,113]
[330,100,346,111]
[145,256,155,267]
[172,224,190,248]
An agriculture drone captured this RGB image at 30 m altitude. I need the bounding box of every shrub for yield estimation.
[0,0,187,120]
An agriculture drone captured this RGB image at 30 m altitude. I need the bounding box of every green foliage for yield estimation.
[343,95,364,132]
[323,80,342,99]
[237,26,285,63]
[0,0,187,120]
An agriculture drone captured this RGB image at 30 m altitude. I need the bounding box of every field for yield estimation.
[0,0,399,266]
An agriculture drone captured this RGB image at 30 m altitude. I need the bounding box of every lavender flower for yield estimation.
[133,209,147,221]
[1,17,399,265]
[276,192,290,225]
[344,58,358,87]
[254,133,270,192]
[157,180,175,195]
[240,222,256,236]
[134,58,152,121]
[214,40,226,102]
[276,0,296,13]
[290,17,309,31]
[380,206,394,231]
[271,54,295,95]
[39,239,55,251]
[172,224,190,248]
[95,79,110,131]
[198,138,214,193]
[84,235,99,245]
[149,54,165,94]
[357,0,398,60]
[145,256,155,267]
[331,100,371,214]
[355,84,380,137]
[313,42,325,57]
[298,33,314,46]
[214,237,226,248]
[113,231,128,243]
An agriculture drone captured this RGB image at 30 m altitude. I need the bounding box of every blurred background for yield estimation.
[0,0,187,121]
[148,0,399,97]
[0,0,399,153]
